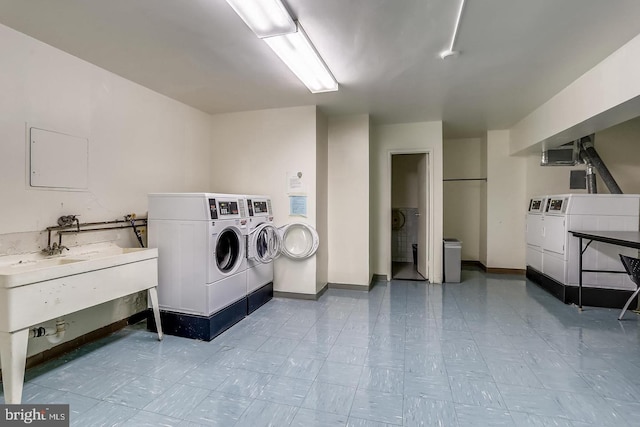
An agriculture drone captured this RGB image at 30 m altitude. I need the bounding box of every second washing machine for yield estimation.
[245,195,279,313]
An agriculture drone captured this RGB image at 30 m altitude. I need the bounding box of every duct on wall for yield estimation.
[578,134,622,194]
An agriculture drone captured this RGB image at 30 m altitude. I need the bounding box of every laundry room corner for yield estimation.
[209,106,323,297]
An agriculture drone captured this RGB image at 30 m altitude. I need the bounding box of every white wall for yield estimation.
[443,138,484,261]
[0,23,211,357]
[486,131,526,269]
[371,121,443,283]
[209,106,320,295]
[327,115,370,286]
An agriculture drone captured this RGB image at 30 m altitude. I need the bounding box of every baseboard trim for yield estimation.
[274,291,319,300]
[328,282,370,291]
[0,311,146,380]
[317,283,328,299]
[462,260,487,271]
[371,274,388,282]
[486,267,525,275]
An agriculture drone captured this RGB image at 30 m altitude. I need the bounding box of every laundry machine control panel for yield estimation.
[247,197,271,218]
[209,198,240,219]
[528,197,545,213]
[546,197,567,214]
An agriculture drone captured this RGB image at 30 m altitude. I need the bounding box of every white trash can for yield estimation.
[443,238,462,283]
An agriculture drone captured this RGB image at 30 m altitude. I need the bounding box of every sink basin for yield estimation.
[0,243,158,288]
[6,257,84,269]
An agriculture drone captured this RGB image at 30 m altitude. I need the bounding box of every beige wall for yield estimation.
[371,121,443,283]
[525,155,586,201]
[443,138,485,261]
[327,115,370,286]
[392,154,421,208]
[594,116,640,194]
[511,33,640,154]
[486,130,526,269]
[316,111,329,292]
[0,23,211,357]
[524,116,640,202]
[479,136,488,266]
[209,106,320,295]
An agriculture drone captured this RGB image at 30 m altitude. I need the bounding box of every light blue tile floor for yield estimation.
[3,267,640,426]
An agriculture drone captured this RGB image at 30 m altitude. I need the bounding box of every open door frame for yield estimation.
[388,149,434,283]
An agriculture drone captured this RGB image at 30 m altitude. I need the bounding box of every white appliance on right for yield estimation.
[525,196,547,273]
[541,194,640,294]
[244,195,319,313]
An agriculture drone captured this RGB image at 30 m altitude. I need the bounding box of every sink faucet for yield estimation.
[42,242,69,256]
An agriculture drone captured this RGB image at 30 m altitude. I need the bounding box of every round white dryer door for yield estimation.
[279,223,319,260]
[215,228,242,273]
[250,223,281,263]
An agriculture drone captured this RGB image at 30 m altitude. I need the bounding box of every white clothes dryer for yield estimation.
[148,193,248,341]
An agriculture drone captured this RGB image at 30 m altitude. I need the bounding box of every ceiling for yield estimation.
[1,0,640,138]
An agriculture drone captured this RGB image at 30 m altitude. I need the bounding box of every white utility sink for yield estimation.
[0,243,163,404]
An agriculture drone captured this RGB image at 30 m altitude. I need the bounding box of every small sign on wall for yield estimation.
[286,171,306,195]
[289,195,307,217]
[30,127,88,190]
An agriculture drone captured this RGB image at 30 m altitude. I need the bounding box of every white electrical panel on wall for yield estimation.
[30,127,88,190]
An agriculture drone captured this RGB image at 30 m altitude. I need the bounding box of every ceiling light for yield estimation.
[440,0,466,59]
[226,0,296,38]
[439,50,459,59]
[264,23,338,93]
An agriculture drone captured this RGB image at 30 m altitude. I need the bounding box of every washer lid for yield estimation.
[279,223,319,260]
[249,223,280,264]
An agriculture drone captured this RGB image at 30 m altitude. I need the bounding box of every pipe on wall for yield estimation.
[578,134,622,194]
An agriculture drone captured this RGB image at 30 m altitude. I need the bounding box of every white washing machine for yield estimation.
[541,194,639,289]
[525,196,547,273]
[148,193,248,341]
[244,195,278,313]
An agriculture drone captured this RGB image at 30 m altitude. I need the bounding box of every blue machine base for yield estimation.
[247,282,273,314]
[148,298,247,341]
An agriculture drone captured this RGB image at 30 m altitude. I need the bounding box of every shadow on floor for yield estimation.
[392,261,426,281]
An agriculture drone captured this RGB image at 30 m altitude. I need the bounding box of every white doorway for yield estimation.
[390,153,429,281]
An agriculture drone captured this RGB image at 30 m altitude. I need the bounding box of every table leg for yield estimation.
[0,329,29,404]
[148,287,163,341]
[578,237,583,311]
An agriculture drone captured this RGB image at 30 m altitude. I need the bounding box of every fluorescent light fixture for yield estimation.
[439,0,466,59]
[226,0,296,38]
[264,23,338,93]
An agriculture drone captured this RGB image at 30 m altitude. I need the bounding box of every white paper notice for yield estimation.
[286,171,306,195]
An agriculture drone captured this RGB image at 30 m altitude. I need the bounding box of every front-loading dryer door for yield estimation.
[249,223,281,264]
[214,227,243,274]
[279,223,319,260]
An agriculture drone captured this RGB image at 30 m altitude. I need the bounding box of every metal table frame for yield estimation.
[570,231,640,310]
